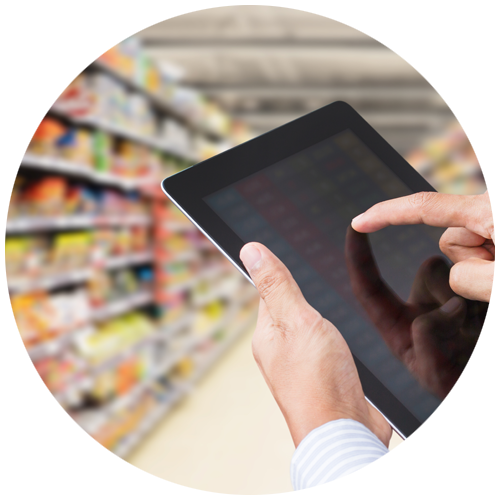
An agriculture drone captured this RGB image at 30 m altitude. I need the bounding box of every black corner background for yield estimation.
[0,53,81,454]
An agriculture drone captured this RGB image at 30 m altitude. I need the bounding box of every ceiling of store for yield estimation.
[138,6,455,155]
[137,6,500,153]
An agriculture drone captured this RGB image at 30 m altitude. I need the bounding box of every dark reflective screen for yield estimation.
[205,129,486,424]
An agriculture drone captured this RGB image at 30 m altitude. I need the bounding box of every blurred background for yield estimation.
[6,6,485,496]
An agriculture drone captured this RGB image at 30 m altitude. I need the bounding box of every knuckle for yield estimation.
[272,317,297,340]
[408,191,435,212]
[256,267,289,301]
[439,230,452,252]
[302,308,325,333]
[449,262,466,293]
[464,195,492,235]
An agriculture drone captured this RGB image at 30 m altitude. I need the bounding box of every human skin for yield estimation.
[241,191,493,447]
[240,243,392,448]
[352,191,494,303]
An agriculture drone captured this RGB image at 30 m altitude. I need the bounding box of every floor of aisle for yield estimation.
[127,324,403,495]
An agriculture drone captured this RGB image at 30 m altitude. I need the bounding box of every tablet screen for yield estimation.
[204,129,485,425]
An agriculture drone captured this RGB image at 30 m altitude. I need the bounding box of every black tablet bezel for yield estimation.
[162,101,437,438]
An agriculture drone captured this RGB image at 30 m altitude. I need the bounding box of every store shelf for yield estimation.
[191,278,243,307]
[167,264,232,293]
[6,38,254,455]
[49,107,200,163]
[113,388,184,459]
[187,310,257,387]
[27,326,94,361]
[113,307,257,458]
[69,286,256,446]
[8,269,91,294]
[91,290,153,322]
[98,251,153,270]
[8,252,153,294]
[20,153,156,191]
[90,59,226,143]
[6,213,152,234]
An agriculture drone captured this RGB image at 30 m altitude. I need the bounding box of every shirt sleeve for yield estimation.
[291,419,500,495]
[290,419,389,490]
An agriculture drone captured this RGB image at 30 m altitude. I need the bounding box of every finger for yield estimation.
[411,296,467,398]
[449,258,494,302]
[408,256,454,306]
[240,242,317,336]
[412,296,467,340]
[351,192,485,235]
[344,227,412,356]
[440,227,494,263]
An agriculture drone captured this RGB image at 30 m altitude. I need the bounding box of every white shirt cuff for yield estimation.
[290,419,389,490]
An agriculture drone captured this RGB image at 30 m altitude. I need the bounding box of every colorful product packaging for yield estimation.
[93,130,113,173]
[29,117,67,157]
[23,176,68,216]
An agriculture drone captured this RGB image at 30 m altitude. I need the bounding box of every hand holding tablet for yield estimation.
[240,241,393,448]
[162,101,489,438]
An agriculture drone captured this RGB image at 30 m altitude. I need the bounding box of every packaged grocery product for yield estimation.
[72,289,92,327]
[93,130,113,173]
[98,44,120,70]
[64,184,82,215]
[136,267,154,291]
[55,127,76,160]
[87,270,113,307]
[11,294,41,346]
[5,238,29,278]
[171,356,194,380]
[113,269,138,297]
[113,228,132,255]
[53,74,93,118]
[11,292,57,345]
[29,117,67,157]
[130,225,149,252]
[58,128,94,165]
[114,141,133,177]
[80,187,101,215]
[28,237,51,277]
[124,192,149,216]
[7,176,26,220]
[156,290,187,323]
[51,232,92,271]
[131,146,151,179]
[116,359,137,396]
[118,37,141,79]
[34,355,78,394]
[23,176,68,216]
[93,228,114,261]
[92,369,117,402]
[99,190,125,216]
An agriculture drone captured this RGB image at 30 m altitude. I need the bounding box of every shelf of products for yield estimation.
[8,35,257,461]
[406,122,486,194]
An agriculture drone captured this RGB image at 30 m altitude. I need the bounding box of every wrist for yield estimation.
[283,406,359,447]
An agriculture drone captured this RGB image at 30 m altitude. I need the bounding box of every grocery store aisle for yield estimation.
[127,324,296,495]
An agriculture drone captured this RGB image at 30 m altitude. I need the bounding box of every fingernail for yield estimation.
[241,244,262,272]
[442,296,463,314]
[352,213,365,225]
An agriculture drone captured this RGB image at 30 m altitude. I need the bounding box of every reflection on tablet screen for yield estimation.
[205,129,486,423]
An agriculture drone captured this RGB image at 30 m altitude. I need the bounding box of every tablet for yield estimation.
[162,101,486,438]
